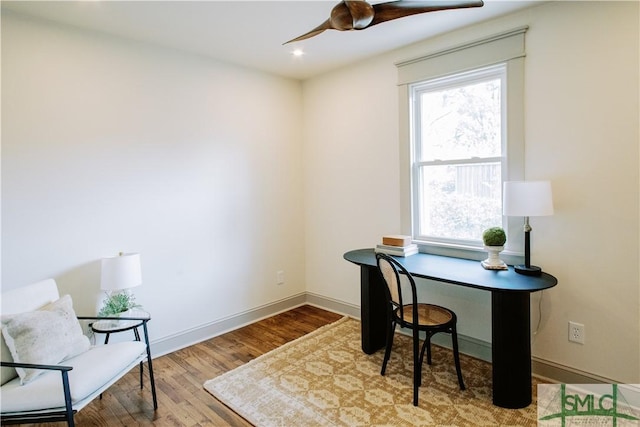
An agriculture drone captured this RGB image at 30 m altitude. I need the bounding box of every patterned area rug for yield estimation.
[204,317,541,426]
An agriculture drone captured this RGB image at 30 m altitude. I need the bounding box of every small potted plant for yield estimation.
[98,292,141,317]
[481,227,507,270]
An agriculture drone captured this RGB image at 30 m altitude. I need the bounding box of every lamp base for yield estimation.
[514,265,542,276]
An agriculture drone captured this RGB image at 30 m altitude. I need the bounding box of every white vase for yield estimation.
[481,245,507,270]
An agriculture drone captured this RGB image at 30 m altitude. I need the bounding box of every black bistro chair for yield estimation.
[376,252,465,406]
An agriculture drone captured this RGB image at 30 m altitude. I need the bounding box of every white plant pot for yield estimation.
[481,245,507,270]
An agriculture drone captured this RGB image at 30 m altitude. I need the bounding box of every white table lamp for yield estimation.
[101,252,142,291]
[99,252,142,316]
[503,181,554,276]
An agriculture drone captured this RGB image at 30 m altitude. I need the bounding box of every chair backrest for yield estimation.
[376,253,418,320]
[1,279,60,385]
[2,279,60,315]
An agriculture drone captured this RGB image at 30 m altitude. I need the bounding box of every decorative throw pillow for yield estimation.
[1,334,16,385]
[1,294,90,384]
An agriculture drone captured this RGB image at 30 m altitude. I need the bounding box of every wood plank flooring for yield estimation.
[16,305,344,427]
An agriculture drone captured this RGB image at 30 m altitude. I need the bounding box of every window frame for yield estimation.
[410,64,507,248]
[397,27,528,262]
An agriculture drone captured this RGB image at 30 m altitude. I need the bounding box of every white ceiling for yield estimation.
[2,1,541,80]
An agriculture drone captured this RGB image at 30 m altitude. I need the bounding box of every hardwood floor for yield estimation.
[17,305,344,427]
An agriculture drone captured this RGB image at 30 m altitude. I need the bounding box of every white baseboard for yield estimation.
[149,292,606,385]
[305,291,361,318]
[150,293,308,357]
[531,357,616,384]
[430,332,493,362]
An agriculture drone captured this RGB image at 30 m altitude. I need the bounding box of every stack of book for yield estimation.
[374,235,418,257]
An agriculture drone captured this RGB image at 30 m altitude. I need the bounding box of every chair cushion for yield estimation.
[0,341,146,413]
[1,295,90,384]
[397,303,453,326]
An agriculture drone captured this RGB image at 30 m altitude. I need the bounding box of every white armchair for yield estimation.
[1,279,157,426]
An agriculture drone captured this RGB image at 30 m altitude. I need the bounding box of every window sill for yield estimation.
[416,241,524,266]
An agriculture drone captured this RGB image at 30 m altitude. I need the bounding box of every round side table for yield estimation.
[91,309,150,344]
[91,309,150,392]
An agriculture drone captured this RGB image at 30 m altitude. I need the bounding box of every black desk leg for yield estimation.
[491,291,532,409]
[360,265,388,354]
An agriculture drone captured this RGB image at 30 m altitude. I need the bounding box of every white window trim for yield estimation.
[397,27,528,262]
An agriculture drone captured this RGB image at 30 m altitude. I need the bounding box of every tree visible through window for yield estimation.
[411,65,505,246]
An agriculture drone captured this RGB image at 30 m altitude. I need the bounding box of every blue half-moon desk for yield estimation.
[344,248,558,409]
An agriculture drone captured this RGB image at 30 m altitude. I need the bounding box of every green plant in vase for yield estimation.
[482,227,507,247]
[481,227,507,270]
[98,292,141,317]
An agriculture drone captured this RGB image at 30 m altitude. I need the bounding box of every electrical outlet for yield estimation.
[568,321,585,344]
[276,270,285,285]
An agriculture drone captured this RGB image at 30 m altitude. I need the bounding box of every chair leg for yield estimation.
[381,320,395,376]
[417,336,430,387]
[451,326,465,390]
[139,362,144,389]
[61,370,75,427]
[413,328,420,406]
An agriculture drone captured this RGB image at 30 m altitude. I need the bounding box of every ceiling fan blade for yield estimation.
[284,19,333,44]
[371,0,484,26]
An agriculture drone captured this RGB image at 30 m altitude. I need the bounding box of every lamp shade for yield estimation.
[503,181,554,217]
[100,253,142,291]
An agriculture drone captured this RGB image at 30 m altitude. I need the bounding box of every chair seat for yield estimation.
[396,303,453,327]
[1,341,146,413]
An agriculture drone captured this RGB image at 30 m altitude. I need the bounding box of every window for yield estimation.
[397,27,528,259]
[411,65,506,247]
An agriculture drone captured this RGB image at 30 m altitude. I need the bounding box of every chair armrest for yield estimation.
[0,361,73,372]
[1,360,76,422]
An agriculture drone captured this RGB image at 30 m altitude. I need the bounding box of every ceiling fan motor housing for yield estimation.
[331,1,375,30]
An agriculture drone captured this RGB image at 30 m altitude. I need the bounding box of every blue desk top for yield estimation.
[344,248,557,293]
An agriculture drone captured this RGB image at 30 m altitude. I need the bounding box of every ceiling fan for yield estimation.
[284,0,484,44]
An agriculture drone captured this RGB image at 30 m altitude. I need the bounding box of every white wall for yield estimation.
[303,1,639,383]
[303,56,401,307]
[2,12,305,343]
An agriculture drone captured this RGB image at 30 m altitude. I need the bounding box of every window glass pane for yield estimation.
[418,78,501,162]
[419,162,502,241]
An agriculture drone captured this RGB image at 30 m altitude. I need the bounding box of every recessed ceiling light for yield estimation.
[291,49,305,57]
